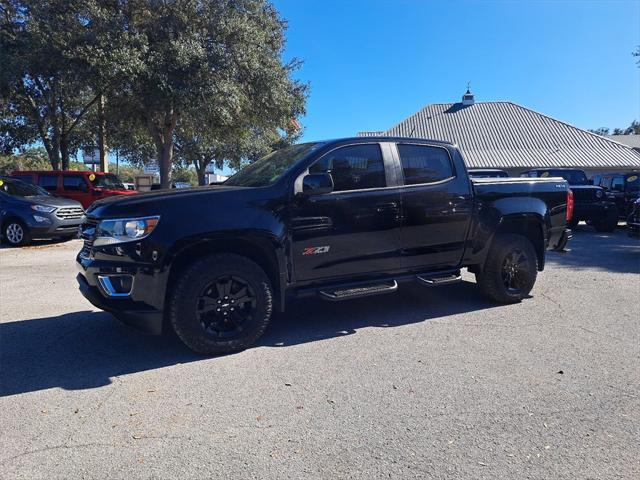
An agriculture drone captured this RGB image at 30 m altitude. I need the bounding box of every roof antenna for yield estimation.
[466,81,471,94]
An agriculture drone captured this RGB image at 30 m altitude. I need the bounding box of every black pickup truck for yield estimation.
[520,168,618,231]
[77,137,571,354]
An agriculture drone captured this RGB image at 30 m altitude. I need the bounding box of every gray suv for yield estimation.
[0,176,85,246]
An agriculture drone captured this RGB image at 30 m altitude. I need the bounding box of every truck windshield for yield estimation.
[225,142,321,188]
[0,178,50,197]
[91,173,125,189]
[541,170,589,185]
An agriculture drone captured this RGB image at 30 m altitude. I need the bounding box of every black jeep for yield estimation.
[521,168,618,232]
[591,172,640,218]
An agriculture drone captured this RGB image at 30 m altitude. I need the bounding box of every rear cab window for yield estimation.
[396,144,454,185]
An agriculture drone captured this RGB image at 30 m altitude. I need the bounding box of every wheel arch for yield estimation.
[165,233,286,313]
[493,214,546,271]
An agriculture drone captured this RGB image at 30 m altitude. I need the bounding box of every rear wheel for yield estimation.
[476,233,538,303]
[593,207,618,232]
[3,220,30,247]
[169,254,273,355]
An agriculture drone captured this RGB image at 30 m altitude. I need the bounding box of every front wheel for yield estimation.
[3,220,30,247]
[169,254,273,355]
[593,207,618,233]
[475,233,538,304]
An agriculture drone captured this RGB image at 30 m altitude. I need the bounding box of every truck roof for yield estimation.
[324,136,455,147]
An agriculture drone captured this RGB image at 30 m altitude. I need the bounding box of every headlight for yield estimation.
[31,204,56,213]
[595,190,603,198]
[94,216,160,246]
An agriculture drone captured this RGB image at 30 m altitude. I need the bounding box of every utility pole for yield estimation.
[98,94,108,173]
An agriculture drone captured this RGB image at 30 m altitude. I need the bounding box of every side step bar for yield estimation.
[319,280,398,301]
[416,272,461,287]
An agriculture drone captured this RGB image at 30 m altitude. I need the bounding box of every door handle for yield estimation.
[375,202,398,213]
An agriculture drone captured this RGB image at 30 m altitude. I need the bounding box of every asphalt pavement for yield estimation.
[0,226,638,479]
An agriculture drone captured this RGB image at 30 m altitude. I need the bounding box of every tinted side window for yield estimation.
[38,175,58,191]
[612,177,624,191]
[309,144,386,191]
[63,175,87,191]
[397,144,453,185]
[13,174,33,184]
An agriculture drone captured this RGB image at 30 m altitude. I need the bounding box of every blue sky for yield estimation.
[273,0,640,141]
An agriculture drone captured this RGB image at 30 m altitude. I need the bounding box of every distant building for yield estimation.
[359,89,640,175]
[606,134,640,153]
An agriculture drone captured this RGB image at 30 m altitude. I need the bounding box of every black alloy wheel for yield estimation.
[475,233,538,304]
[169,253,273,355]
[501,248,531,295]
[196,275,257,339]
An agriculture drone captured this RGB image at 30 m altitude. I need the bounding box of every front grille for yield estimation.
[56,206,85,220]
[79,216,98,257]
[572,188,597,204]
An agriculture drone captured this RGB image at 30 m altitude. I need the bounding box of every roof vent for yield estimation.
[462,84,475,106]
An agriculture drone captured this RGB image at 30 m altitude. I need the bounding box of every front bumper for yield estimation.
[28,215,84,239]
[76,254,165,335]
[573,201,616,221]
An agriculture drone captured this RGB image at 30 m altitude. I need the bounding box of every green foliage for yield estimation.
[0,0,145,169]
[0,1,308,186]
[589,120,640,136]
[0,147,49,175]
[115,0,308,187]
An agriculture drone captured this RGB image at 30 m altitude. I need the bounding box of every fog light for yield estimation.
[33,215,51,224]
[97,274,134,297]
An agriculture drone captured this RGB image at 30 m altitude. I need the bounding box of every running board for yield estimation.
[319,280,398,301]
[416,272,461,286]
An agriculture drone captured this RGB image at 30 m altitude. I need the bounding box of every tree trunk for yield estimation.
[60,135,70,170]
[159,140,173,189]
[48,148,60,170]
[98,94,108,173]
[195,160,208,186]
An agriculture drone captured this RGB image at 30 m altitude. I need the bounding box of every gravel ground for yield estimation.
[0,226,639,479]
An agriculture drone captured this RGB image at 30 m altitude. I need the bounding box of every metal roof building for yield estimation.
[359,90,640,174]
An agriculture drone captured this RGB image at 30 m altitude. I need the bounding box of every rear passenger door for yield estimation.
[290,143,403,282]
[395,143,473,270]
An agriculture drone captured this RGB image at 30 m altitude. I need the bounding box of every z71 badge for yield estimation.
[302,246,330,255]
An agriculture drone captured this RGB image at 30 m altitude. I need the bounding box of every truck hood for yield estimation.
[86,185,252,217]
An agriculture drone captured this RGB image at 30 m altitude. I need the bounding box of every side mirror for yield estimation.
[302,173,334,196]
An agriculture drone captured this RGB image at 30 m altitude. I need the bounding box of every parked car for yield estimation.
[10,171,137,209]
[77,137,571,355]
[0,176,85,246]
[627,197,640,238]
[122,183,136,191]
[591,172,640,218]
[468,169,509,178]
[520,168,617,231]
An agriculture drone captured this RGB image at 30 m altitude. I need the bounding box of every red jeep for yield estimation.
[11,171,137,209]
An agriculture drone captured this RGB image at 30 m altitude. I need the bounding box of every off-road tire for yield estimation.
[475,233,538,304]
[169,254,273,355]
[2,220,30,247]
[593,207,619,233]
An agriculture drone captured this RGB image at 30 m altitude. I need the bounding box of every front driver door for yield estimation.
[290,143,403,282]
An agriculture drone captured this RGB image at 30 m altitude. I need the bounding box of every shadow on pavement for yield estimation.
[546,226,640,274]
[0,281,496,396]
